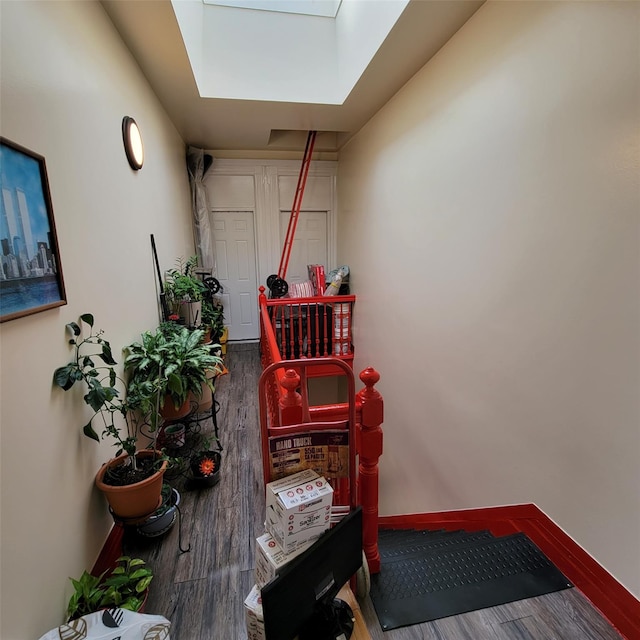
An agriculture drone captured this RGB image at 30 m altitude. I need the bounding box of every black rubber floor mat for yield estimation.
[378,528,463,546]
[380,529,495,560]
[378,528,449,540]
[370,532,573,631]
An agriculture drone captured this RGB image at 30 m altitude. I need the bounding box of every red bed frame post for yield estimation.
[279,368,303,426]
[357,367,384,574]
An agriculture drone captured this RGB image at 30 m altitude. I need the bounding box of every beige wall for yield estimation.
[2,3,638,637]
[0,2,195,637]
[338,1,639,596]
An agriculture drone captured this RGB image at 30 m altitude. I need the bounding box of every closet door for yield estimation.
[211,210,259,341]
[205,160,336,331]
[277,174,332,285]
[279,210,328,284]
[206,170,261,342]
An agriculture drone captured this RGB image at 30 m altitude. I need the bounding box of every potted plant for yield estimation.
[201,297,225,343]
[53,314,168,520]
[189,438,222,487]
[66,556,153,621]
[124,323,223,421]
[135,483,181,538]
[164,256,206,327]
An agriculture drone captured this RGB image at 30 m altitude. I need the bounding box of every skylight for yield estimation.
[175,0,409,104]
[202,0,342,18]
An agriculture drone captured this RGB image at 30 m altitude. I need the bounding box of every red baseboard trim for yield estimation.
[91,524,124,577]
[379,504,640,640]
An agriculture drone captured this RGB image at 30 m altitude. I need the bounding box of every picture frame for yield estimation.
[0,138,66,322]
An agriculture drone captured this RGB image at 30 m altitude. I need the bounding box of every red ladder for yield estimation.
[277,130,317,280]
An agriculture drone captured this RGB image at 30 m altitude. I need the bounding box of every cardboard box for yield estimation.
[266,505,330,554]
[307,264,326,295]
[244,585,266,640]
[265,469,333,554]
[255,532,313,588]
[265,469,332,512]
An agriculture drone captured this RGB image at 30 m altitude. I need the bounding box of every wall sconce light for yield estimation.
[122,116,144,170]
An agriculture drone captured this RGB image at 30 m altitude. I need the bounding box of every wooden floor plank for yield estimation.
[493,616,555,640]
[359,580,623,639]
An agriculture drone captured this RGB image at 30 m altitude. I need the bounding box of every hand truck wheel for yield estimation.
[203,276,221,295]
[266,275,288,298]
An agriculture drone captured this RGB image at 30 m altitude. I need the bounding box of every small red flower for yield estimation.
[198,457,216,476]
[168,314,180,321]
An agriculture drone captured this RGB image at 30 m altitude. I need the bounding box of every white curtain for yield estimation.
[187,146,215,272]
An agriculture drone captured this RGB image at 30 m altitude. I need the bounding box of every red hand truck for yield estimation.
[258,357,371,597]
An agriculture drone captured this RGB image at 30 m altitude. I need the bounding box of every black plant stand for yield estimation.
[181,389,222,452]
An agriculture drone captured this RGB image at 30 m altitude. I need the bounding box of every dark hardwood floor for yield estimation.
[124,342,265,638]
[124,343,623,639]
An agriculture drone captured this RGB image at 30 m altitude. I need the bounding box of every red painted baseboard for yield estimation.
[91,523,124,577]
[379,504,640,640]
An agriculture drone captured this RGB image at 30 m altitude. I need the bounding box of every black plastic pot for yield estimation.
[189,450,221,487]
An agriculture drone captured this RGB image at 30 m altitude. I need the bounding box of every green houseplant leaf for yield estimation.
[164,256,206,306]
[53,364,76,390]
[79,313,94,327]
[66,557,153,620]
[82,421,100,443]
[124,324,222,414]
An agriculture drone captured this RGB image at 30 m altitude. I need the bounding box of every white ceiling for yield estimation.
[101,0,484,154]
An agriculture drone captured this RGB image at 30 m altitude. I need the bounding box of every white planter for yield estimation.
[178,300,202,327]
[164,423,186,448]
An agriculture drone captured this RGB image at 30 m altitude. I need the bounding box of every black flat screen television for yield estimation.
[261,506,363,640]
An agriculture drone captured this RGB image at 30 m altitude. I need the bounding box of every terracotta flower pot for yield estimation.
[197,369,217,413]
[159,393,192,421]
[95,450,168,521]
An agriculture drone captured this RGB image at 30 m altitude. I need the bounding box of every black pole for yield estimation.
[151,234,170,321]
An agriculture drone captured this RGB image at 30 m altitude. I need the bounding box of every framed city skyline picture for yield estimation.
[0,138,66,322]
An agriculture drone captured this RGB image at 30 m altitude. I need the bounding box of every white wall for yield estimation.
[338,1,640,595]
[335,0,408,99]
[0,2,195,637]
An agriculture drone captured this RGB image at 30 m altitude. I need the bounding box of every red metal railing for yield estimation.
[258,287,383,573]
[258,286,356,364]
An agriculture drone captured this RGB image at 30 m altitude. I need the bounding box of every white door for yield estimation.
[211,211,259,341]
[279,210,328,285]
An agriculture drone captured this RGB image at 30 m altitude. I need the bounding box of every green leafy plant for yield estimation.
[164,256,206,304]
[52,314,158,463]
[157,319,183,338]
[66,556,153,620]
[66,570,106,621]
[201,298,225,340]
[124,325,223,413]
